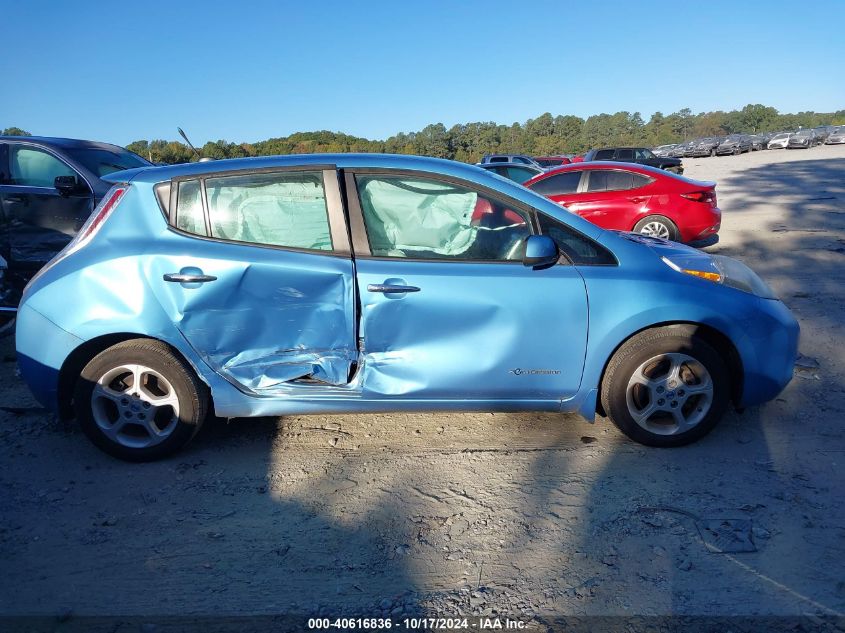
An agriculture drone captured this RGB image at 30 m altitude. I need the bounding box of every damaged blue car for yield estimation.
[16,154,799,460]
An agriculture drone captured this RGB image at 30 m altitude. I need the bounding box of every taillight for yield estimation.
[72,185,128,249]
[681,190,717,207]
[21,185,128,300]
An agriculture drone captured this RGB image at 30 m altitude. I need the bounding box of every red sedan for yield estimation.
[522,162,720,243]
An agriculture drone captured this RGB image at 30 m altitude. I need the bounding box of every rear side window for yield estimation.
[528,171,582,196]
[616,149,634,161]
[8,145,77,187]
[204,171,332,251]
[175,180,206,235]
[594,149,615,160]
[489,156,508,163]
[538,212,616,266]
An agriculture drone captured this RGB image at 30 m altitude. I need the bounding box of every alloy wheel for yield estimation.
[625,353,713,435]
[91,364,181,449]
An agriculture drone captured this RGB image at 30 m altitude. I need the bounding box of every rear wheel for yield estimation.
[74,339,209,461]
[600,326,730,447]
[633,215,679,241]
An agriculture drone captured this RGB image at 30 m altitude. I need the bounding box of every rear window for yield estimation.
[528,171,582,196]
[65,147,150,177]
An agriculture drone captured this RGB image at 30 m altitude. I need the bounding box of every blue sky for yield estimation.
[2,0,843,146]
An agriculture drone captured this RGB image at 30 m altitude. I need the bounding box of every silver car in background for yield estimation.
[825,126,845,145]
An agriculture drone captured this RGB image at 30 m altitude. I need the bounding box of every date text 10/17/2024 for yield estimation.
[308,617,528,630]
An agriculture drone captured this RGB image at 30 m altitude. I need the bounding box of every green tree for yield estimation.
[2,127,31,136]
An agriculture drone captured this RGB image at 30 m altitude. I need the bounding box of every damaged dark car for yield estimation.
[0,136,151,307]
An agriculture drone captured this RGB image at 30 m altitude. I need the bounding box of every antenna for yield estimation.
[177,127,202,159]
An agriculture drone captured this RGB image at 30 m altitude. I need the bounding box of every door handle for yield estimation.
[163,273,217,283]
[628,196,647,204]
[367,284,420,294]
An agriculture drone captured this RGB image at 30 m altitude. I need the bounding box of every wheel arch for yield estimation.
[595,321,743,416]
[57,333,209,420]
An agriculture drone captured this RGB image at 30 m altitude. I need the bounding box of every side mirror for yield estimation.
[522,235,559,270]
[54,175,80,196]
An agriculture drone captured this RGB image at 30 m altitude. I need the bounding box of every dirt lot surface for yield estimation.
[1,145,844,630]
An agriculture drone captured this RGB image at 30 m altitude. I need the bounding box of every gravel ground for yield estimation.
[1,145,844,631]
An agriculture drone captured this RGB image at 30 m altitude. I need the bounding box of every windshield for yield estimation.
[795,130,812,137]
[772,133,789,140]
[67,147,151,176]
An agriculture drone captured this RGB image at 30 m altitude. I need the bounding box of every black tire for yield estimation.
[709,148,716,157]
[633,215,679,242]
[600,325,730,447]
[733,146,740,155]
[74,339,209,462]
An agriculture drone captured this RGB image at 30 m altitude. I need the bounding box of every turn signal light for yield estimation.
[682,269,722,282]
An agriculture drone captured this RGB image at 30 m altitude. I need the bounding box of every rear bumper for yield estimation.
[678,206,721,243]
[15,304,82,412]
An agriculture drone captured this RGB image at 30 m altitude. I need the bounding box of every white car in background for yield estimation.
[767,133,792,149]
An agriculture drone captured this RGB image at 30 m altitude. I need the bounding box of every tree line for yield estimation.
[5,104,844,165]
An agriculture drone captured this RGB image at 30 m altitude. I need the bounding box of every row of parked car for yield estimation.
[654,125,844,158]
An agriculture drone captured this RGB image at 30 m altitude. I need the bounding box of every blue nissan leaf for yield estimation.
[15,154,799,461]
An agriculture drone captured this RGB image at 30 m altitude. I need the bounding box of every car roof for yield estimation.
[106,153,502,185]
[0,135,130,152]
[523,161,673,184]
[478,162,541,169]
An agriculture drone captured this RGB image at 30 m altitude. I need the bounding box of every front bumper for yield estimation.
[737,298,800,408]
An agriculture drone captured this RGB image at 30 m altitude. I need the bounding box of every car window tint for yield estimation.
[605,170,635,191]
[8,146,76,187]
[66,148,149,177]
[616,149,634,161]
[175,180,206,236]
[505,167,536,183]
[537,212,616,266]
[527,171,581,196]
[594,150,615,160]
[490,156,508,163]
[205,171,332,251]
[631,174,652,188]
[587,171,608,192]
[356,175,531,261]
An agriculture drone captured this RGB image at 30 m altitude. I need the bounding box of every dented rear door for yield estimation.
[151,167,357,394]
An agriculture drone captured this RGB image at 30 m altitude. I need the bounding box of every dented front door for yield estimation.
[152,168,357,394]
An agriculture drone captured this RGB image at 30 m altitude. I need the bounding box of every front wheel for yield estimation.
[74,339,209,461]
[633,215,679,241]
[600,326,730,447]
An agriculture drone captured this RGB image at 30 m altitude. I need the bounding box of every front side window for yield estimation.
[356,175,532,261]
[527,171,582,196]
[8,146,76,187]
[538,212,616,266]
[634,149,655,161]
[204,171,332,250]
